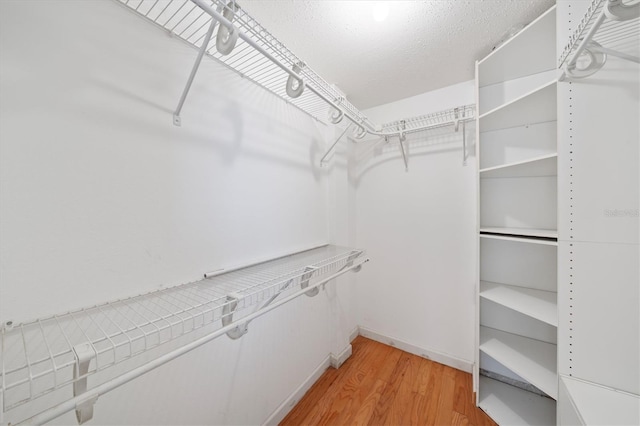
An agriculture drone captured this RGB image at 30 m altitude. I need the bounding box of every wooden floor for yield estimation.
[281,336,497,426]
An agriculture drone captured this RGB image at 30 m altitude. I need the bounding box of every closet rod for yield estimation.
[18,257,368,426]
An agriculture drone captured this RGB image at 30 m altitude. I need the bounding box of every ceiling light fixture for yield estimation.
[372,2,389,22]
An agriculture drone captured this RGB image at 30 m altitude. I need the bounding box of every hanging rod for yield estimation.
[0,245,367,425]
[118,0,475,141]
[559,0,639,79]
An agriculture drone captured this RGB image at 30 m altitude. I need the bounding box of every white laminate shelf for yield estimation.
[479,80,557,133]
[480,154,557,178]
[560,376,640,426]
[480,281,557,327]
[480,326,558,399]
[478,5,557,87]
[479,228,558,246]
[479,376,556,426]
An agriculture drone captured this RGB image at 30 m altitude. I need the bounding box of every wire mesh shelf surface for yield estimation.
[117,0,371,127]
[380,105,475,135]
[558,0,640,68]
[0,245,366,416]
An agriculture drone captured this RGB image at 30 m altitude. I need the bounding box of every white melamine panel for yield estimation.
[480,281,557,326]
[480,154,557,178]
[480,238,557,291]
[479,376,556,426]
[477,6,556,87]
[481,177,557,230]
[480,120,557,170]
[481,300,557,345]
[560,376,640,426]
[558,241,639,395]
[558,377,584,426]
[480,326,558,398]
[557,50,639,245]
[479,81,557,133]
[479,70,558,115]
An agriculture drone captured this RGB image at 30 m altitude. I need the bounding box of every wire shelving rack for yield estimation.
[116,0,372,128]
[0,245,367,425]
[559,0,639,78]
[116,0,476,142]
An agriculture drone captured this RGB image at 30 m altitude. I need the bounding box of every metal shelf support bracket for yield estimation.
[301,266,319,297]
[398,120,408,172]
[221,292,248,339]
[173,19,218,126]
[72,343,98,425]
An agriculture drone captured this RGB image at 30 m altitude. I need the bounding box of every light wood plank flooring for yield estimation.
[280,336,497,426]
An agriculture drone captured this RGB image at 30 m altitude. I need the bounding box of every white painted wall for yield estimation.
[353,81,477,370]
[0,1,355,424]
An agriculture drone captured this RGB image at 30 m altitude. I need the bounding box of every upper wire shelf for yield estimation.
[116,0,474,142]
[0,245,367,424]
[117,0,372,128]
[559,0,639,78]
[380,105,475,135]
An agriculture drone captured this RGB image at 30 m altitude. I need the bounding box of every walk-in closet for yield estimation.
[0,0,638,425]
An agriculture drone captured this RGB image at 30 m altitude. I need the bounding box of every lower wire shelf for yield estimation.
[0,244,368,425]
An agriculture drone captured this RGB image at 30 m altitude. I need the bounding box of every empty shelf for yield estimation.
[561,376,640,425]
[478,6,557,87]
[480,282,557,327]
[479,81,557,132]
[480,154,557,178]
[479,376,556,426]
[480,326,557,399]
[0,245,367,416]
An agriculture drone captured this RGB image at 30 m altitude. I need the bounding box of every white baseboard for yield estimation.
[358,326,473,373]
[330,344,352,368]
[349,325,360,343]
[263,355,331,426]
[263,340,354,426]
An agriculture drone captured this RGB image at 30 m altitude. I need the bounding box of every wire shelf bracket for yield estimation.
[559,0,640,80]
[0,245,368,425]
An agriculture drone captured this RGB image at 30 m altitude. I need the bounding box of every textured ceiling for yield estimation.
[240,0,555,109]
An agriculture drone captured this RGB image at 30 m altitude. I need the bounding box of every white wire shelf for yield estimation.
[116,0,474,142]
[0,244,367,424]
[559,0,639,76]
[380,105,475,136]
[117,0,371,127]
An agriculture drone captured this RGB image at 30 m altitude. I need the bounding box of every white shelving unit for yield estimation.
[0,245,368,424]
[475,5,558,424]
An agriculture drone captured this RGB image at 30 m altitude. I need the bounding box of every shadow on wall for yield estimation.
[350,123,477,184]
[87,72,328,180]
